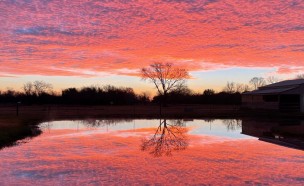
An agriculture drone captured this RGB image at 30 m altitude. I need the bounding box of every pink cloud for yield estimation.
[0,0,303,77]
[276,66,304,74]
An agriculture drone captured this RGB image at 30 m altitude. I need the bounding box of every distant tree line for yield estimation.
[61,85,149,105]
[0,81,150,105]
[153,87,242,105]
[222,75,283,94]
[0,81,241,105]
[0,74,302,105]
[221,74,304,93]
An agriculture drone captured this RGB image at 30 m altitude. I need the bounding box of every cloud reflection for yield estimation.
[0,119,304,185]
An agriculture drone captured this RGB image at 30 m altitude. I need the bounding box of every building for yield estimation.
[242,79,304,113]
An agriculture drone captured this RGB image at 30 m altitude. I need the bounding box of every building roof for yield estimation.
[243,79,304,95]
[243,86,298,95]
[261,79,304,89]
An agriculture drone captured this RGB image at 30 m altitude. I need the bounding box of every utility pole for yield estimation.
[16,102,21,116]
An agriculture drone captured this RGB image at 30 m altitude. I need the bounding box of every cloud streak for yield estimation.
[0,0,303,77]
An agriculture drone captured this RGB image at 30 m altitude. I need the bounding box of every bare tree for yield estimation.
[296,74,304,79]
[23,82,34,96]
[243,84,251,92]
[33,81,53,96]
[223,82,236,93]
[266,76,280,84]
[223,82,251,93]
[249,77,266,90]
[235,83,243,93]
[141,62,189,106]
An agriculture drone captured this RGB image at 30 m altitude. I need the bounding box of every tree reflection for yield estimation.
[141,119,188,157]
[80,119,132,128]
[204,119,215,123]
[222,119,242,131]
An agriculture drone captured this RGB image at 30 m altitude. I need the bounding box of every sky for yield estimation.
[0,0,303,94]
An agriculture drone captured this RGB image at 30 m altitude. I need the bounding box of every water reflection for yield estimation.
[222,119,242,131]
[3,118,304,152]
[242,119,304,150]
[79,119,132,128]
[39,119,133,131]
[0,125,42,149]
[141,119,188,157]
[1,119,303,185]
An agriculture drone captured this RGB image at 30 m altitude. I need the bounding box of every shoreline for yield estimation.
[0,104,303,149]
[1,104,303,123]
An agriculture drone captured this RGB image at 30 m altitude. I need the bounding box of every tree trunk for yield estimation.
[163,93,167,107]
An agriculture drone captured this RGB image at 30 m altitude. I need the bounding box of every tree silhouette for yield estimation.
[141,62,189,106]
[32,81,53,96]
[141,119,188,157]
[80,119,132,128]
[223,82,236,93]
[222,119,242,131]
[23,82,34,96]
[266,76,280,84]
[296,74,304,79]
[203,89,215,96]
[249,77,266,90]
[1,81,243,105]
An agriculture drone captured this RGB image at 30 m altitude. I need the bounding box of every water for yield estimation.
[0,119,303,185]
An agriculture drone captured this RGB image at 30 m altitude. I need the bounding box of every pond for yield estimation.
[0,119,303,185]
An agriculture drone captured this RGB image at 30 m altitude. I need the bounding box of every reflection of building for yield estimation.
[242,79,304,112]
[242,119,304,150]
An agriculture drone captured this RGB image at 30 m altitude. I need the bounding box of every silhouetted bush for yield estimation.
[152,91,241,105]
[0,85,241,105]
